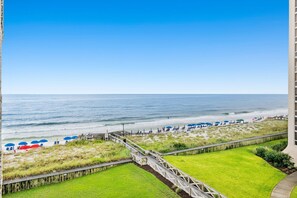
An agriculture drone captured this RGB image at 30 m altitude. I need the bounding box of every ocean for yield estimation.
[3,94,288,142]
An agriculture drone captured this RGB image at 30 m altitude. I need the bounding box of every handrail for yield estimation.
[150,154,226,198]
[109,133,226,198]
[110,133,148,155]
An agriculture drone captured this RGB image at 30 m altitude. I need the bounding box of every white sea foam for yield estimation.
[2,108,288,143]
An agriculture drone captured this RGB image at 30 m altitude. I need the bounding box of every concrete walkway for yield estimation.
[271,172,297,198]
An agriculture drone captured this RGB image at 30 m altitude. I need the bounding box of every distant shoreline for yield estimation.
[3,112,287,148]
[3,94,288,142]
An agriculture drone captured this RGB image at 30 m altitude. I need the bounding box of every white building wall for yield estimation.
[0,0,3,194]
[284,0,297,163]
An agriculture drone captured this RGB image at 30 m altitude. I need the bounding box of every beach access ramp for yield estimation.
[109,133,226,198]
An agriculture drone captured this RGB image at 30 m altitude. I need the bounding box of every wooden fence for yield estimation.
[163,132,287,156]
[2,159,132,195]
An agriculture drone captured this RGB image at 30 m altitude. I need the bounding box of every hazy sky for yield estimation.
[4,0,288,94]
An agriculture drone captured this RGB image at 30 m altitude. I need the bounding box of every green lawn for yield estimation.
[291,187,297,198]
[165,139,287,198]
[4,163,179,198]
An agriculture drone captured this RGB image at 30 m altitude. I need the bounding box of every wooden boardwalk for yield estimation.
[109,134,226,198]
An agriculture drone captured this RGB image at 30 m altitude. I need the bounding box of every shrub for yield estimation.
[172,143,188,151]
[265,150,293,168]
[271,141,287,152]
[255,147,267,158]
[255,146,295,169]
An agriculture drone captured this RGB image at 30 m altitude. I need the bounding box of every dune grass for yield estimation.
[3,140,130,180]
[165,139,287,198]
[291,187,297,198]
[128,120,287,153]
[4,163,179,198]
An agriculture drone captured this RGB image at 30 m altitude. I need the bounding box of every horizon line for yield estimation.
[2,93,289,95]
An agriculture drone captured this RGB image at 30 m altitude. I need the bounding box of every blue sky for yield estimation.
[4,0,288,94]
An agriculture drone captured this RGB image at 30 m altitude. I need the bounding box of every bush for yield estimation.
[172,143,188,151]
[255,146,295,169]
[271,141,287,152]
[255,147,267,158]
[264,149,294,168]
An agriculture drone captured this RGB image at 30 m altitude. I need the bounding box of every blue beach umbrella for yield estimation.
[31,140,39,144]
[39,139,48,143]
[71,136,78,139]
[18,142,28,146]
[214,122,221,126]
[165,126,172,129]
[5,143,15,147]
[64,137,72,141]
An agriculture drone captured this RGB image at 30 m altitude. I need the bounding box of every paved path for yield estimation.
[271,172,297,198]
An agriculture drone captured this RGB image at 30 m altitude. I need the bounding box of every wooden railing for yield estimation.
[2,159,132,195]
[163,132,287,156]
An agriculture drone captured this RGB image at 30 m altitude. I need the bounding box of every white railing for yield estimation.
[109,133,226,198]
[149,155,225,198]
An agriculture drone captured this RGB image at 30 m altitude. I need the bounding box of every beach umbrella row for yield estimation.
[5,139,49,147]
[24,139,48,145]
[187,123,211,127]
[187,121,238,128]
[5,136,78,151]
[5,136,77,147]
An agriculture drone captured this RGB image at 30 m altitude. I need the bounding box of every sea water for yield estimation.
[3,94,288,142]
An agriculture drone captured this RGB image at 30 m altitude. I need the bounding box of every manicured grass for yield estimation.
[291,187,297,198]
[3,140,130,180]
[165,139,287,198]
[128,120,287,153]
[4,163,179,198]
